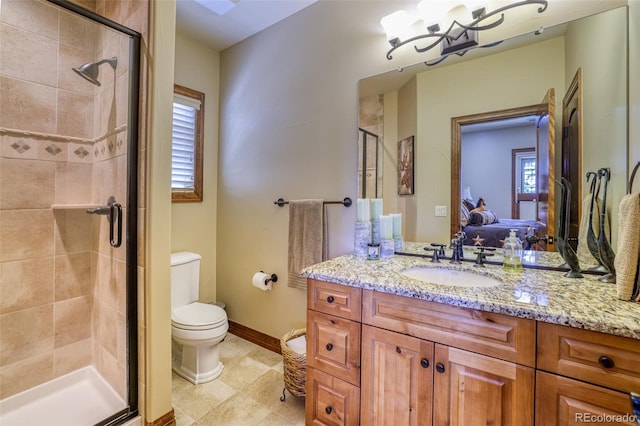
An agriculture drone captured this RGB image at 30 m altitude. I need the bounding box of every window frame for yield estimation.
[172,84,204,202]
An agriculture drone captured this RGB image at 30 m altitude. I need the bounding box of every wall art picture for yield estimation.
[398,136,414,195]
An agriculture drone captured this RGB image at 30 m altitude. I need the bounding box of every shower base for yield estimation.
[0,366,126,426]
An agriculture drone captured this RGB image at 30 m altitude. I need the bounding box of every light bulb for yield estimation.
[380,10,417,43]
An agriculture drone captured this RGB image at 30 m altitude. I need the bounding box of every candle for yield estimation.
[391,213,402,237]
[356,198,371,222]
[370,199,383,221]
[379,215,393,240]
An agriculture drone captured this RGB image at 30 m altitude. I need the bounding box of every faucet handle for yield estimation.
[431,243,446,257]
[424,246,441,263]
[473,247,495,267]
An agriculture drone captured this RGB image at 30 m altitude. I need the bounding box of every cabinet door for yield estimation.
[433,344,534,426]
[536,371,637,426]
[306,367,360,426]
[361,325,434,426]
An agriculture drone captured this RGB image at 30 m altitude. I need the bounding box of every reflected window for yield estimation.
[520,157,536,193]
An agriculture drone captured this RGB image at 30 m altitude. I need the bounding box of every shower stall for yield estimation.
[0,1,140,425]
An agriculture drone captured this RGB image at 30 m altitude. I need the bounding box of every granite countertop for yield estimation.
[301,247,640,340]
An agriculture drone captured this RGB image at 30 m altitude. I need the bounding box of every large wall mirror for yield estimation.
[358,6,629,270]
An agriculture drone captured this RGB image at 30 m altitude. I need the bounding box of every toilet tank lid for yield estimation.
[171,252,201,266]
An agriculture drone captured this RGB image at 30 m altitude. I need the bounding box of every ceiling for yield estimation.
[176,0,318,51]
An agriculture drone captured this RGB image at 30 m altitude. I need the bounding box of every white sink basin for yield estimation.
[401,267,502,288]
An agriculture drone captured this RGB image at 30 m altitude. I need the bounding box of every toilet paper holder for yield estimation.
[261,271,278,284]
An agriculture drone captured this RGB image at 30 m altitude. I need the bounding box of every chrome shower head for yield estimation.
[73,57,118,86]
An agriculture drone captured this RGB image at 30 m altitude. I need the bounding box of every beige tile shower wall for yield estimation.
[0,0,99,399]
[0,0,150,415]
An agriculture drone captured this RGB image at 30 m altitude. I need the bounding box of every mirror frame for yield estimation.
[450,103,548,239]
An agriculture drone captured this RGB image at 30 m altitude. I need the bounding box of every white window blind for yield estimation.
[172,99,199,190]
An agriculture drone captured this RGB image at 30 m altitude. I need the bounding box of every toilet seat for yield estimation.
[172,302,227,331]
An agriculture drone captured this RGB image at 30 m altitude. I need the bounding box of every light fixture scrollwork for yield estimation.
[382,0,549,61]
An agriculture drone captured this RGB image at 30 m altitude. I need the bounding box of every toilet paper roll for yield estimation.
[252,272,272,291]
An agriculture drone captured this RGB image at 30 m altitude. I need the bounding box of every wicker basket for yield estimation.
[280,328,306,398]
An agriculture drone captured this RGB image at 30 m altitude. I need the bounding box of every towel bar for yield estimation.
[274,197,352,207]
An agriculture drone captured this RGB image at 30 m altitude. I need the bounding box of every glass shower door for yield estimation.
[0,1,140,424]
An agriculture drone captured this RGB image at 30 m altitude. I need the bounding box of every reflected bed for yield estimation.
[462,218,545,249]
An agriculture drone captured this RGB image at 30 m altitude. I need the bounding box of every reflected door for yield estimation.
[536,88,555,251]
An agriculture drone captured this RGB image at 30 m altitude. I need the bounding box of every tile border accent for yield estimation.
[0,124,127,145]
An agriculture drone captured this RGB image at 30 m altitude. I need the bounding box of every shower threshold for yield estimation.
[0,366,126,426]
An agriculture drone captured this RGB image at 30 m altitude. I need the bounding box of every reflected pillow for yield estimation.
[469,210,499,226]
[462,199,475,212]
[461,203,470,226]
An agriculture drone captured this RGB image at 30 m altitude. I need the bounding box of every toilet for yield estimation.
[171,252,228,384]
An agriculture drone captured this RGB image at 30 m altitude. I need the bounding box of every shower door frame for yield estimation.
[46,1,141,424]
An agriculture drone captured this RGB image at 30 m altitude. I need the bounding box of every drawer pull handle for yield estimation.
[436,362,445,373]
[326,343,333,351]
[598,355,615,369]
[420,358,430,368]
[327,296,335,303]
[325,406,333,415]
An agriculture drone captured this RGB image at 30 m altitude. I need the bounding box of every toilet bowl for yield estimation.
[171,252,229,384]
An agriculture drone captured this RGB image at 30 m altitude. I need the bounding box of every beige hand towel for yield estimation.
[614,193,640,301]
[288,200,327,290]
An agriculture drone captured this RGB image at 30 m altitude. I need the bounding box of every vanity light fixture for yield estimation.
[381,0,548,62]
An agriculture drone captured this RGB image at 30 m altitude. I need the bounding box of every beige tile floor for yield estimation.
[172,333,305,426]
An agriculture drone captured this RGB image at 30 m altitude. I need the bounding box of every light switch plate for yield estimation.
[435,205,447,217]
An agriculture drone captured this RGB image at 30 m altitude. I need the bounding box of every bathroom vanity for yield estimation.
[302,253,640,425]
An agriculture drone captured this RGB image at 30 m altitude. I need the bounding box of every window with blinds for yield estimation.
[172,85,204,202]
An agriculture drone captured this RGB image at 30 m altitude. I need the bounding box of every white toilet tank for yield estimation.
[171,252,201,309]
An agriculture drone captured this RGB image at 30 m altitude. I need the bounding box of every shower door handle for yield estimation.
[109,202,123,248]
[87,197,123,248]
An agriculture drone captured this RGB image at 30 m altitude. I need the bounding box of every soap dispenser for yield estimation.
[503,229,523,270]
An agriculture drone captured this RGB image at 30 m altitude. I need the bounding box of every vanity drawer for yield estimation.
[308,279,362,321]
[537,322,640,393]
[362,290,536,366]
[306,367,360,426]
[307,310,361,386]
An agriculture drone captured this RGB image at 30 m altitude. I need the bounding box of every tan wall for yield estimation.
[564,6,628,249]
[172,31,220,304]
[395,77,418,238]
[145,0,176,422]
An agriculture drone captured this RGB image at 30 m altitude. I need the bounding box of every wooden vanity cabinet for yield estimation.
[306,279,639,425]
[535,322,640,426]
[362,290,535,426]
